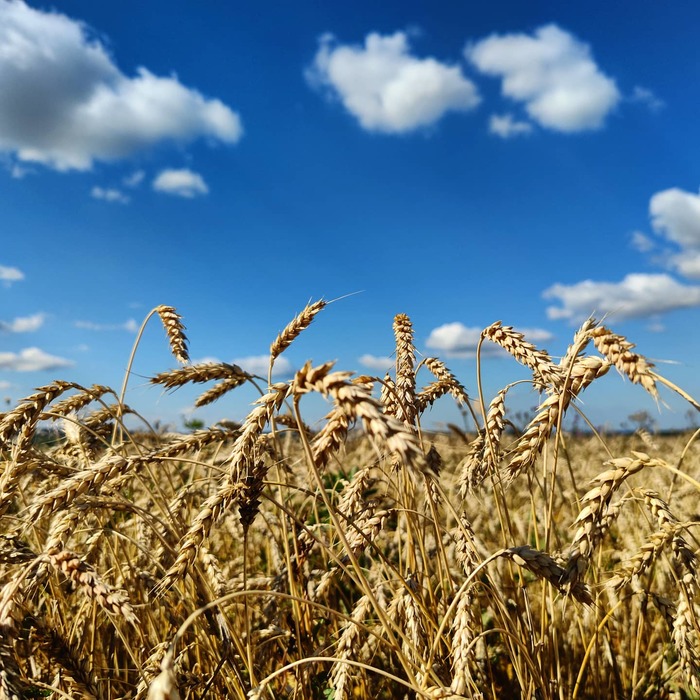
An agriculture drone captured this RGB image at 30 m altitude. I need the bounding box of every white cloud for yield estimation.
[0,1,242,171]
[0,347,73,371]
[234,355,292,377]
[358,354,394,371]
[0,312,45,332]
[426,322,483,357]
[630,230,655,253]
[75,318,138,332]
[670,250,700,279]
[0,380,11,390]
[650,188,700,250]
[123,169,145,187]
[307,31,480,133]
[467,24,620,132]
[488,113,533,138]
[91,186,129,204]
[631,86,664,112]
[543,273,700,321]
[153,168,208,198]
[0,265,24,283]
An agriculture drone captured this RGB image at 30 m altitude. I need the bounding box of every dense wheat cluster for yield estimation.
[1,301,699,699]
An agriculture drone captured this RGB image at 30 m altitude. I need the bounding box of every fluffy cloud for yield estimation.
[543,273,700,321]
[467,24,620,132]
[650,188,700,250]
[75,318,138,332]
[307,31,480,133]
[426,323,483,357]
[0,312,45,332]
[153,168,208,198]
[358,354,394,371]
[488,113,533,138]
[0,265,24,283]
[234,355,293,378]
[91,186,129,204]
[0,1,242,171]
[0,347,73,371]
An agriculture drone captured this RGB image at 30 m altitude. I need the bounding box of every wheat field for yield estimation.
[1,302,699,699]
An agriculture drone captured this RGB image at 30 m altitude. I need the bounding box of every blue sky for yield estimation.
[2,0,700,432]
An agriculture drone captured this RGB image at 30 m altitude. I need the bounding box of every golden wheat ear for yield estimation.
[155,305,189,365]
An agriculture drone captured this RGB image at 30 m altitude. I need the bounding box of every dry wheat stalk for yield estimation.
[270,298,326,361]
[482,321,562,390]
[293,361,425,472]
[589,325,658,398]
[155,305,189,365]
[393,313,418,426]
[329,593,372,700]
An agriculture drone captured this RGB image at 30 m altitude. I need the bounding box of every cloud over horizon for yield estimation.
[307,31,481,133]
[467,24,620,132]
[0,0,242,171]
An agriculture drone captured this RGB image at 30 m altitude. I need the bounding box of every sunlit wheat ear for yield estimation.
[482,321,562,391]
[424,357,470,404]
[269,298,326,361]
[503,546,592,604]
[155,305,189,364]
[506,356,610,481]
[151,362,249,391]
[673,582,700,694]
[45,548,137,624]
[563,453,653,590]
[0,380,74,448]
[40,384,114,420]
[292,361,425,472]
[393,313,417,426]
[589,325,658,398]
[380,372,399,416]
[608,491,693,589]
